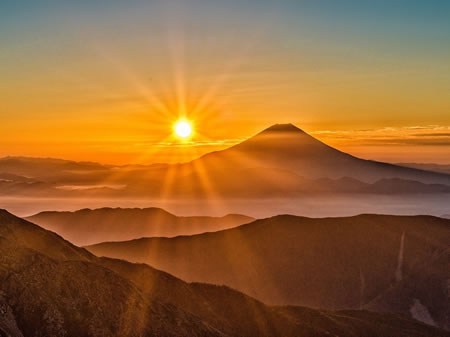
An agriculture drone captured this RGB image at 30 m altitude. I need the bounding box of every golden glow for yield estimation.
[174,120,193,138]
[1,1,449,166]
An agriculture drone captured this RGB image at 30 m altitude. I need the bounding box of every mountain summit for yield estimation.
[228,123,345,160]
[1,124,449,200]
[190,123,450,184]
[258,123,306,133]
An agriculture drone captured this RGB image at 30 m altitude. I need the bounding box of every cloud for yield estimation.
[413,133,450,137]
[363,138,450,146]
[312,125,450,147]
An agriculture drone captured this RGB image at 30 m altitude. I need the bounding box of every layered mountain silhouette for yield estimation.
[0,156,110,181]
[2,209,446,336]
[87,214,450,330]
[26,208,254,246]
[180,123,450,183]
[399,163,450,175]
[1,124,450,199]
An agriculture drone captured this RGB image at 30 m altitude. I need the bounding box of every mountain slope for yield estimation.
[2,124,450,200]
[26,207,254,246]
[87,214,450,330]
[183,124,450,184]
[398,163,450,175]
[0,210,220,336]
[3,209,445,336]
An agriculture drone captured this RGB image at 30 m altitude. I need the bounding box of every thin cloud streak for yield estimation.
[312,125,450,147]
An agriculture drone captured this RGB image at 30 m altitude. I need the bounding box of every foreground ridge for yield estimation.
[0,209,447,336]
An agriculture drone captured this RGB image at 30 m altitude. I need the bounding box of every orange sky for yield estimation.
[1,1,449,164]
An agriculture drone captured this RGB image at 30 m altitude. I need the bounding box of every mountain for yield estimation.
[1,210,446,336]
[398,163,450,175]
[115,124,450,198]
[1,124,450,200]
[0,209,219,336]
[366,178,450,194]
[26,208,254,246]
[87,214,450,330]
[3,168,449,200]
[179,124,450,185]
[0,156,109,176]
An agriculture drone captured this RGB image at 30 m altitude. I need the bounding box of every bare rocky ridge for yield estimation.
[0,209,448,336]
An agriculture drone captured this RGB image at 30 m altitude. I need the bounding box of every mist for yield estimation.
[2,194,449,219]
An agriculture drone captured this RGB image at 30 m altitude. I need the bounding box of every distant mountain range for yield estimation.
[1,124,450,199]
[2,209,446,336]
[398,163,450,175]
[26,208,254,246]
[87,214,450,330]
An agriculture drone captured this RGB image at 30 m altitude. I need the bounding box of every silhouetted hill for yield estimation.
[26,208,254,246]
[0,156,108,174]
[0,210,224,336]
[367,178,450,194]
[183,124,450,185]
[1,125,450,199]
[0,209,92,262]
[398,163,450,175]
[5,210,444,336]
[0,156,109,178]
[87,214,450,330]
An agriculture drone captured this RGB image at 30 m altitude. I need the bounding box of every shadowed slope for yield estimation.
[185,124,450,184]
[0,210,92,261]
[1,209,447,336]
[87,214,450,330]
[0,210,221,336]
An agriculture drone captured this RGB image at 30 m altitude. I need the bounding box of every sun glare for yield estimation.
[174,120,193,138]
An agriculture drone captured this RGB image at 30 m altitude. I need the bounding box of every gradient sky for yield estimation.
[1,0,449,164]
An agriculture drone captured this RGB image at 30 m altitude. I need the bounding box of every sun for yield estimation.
[174,120,193,138]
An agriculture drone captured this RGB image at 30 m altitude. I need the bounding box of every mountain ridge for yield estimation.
[188,123,450,184]
[2,209,446,336]
[26,207,255,246]
[86,213,450,330]
[1,123,450,202]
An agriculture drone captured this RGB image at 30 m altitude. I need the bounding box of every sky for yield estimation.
[1,0,449,164]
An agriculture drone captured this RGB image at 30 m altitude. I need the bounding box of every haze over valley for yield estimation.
[2,125,450,218]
